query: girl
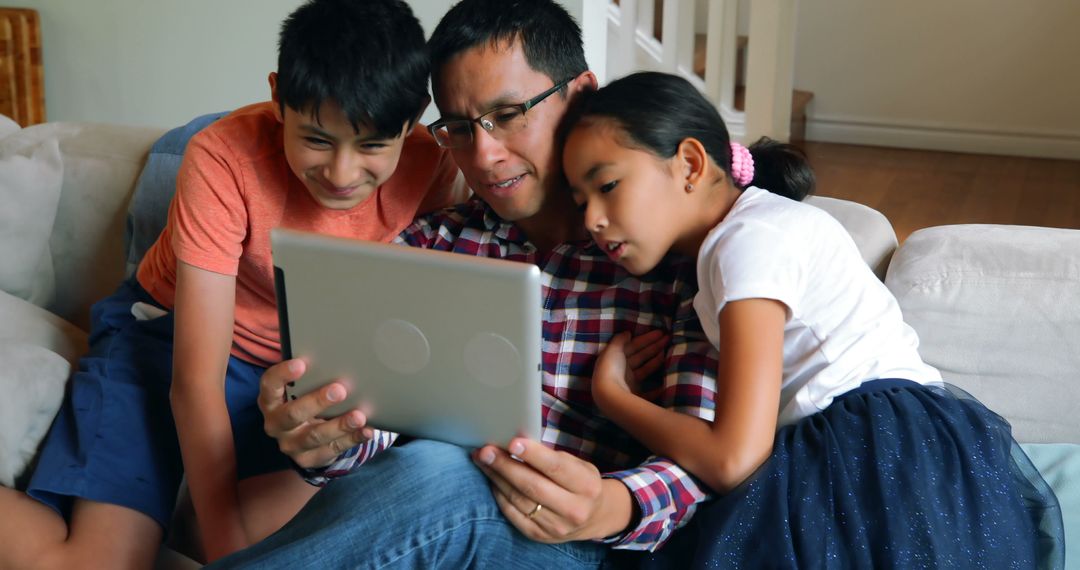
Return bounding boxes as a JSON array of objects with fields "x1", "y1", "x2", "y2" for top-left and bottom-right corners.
[{"x1": 562, "y1": 71, "x2": 1063, "y2": 568}]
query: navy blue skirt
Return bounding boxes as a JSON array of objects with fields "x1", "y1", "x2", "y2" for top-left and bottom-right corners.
[{"x1": 643, "y1": 380, "x2": 1064, "y2": 569}]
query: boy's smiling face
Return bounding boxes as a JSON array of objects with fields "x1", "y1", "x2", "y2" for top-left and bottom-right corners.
[{"x1": 272, "y1": 73, "x2": 409, "y2": 211}]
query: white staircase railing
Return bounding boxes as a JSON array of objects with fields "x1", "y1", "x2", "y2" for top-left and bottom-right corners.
[{"x1": 604, "y1": 0, "x2": 799, "y2": 143}]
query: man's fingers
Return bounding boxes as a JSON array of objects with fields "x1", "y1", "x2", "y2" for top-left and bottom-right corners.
[
  {"x1": 475, "y1": 447, "x2": 565, "y2": 534},
  {"x1": 490, "y1": 487, "x2": 558, "y2": 543},
  {"x1": 502, "y1": 439, "x2": 599, "y2": 495}
]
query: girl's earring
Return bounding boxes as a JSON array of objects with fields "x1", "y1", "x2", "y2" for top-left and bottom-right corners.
[{"x1": 685, "y1": 183, "x2": 694, "y2": 191}]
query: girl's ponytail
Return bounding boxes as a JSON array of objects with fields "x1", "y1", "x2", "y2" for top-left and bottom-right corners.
[{"x1": 746, "y1": 137, "x2": 815, "y2": 201}]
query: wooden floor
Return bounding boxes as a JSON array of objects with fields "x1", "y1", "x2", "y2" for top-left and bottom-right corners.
[{"x1": 803, "y1": 142, "x2": 1080, "y2": 243}]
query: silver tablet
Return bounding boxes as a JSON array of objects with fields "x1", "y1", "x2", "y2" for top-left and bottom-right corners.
[{"x1": 271, "y1": 228, "x2": 543, "y2": 448}]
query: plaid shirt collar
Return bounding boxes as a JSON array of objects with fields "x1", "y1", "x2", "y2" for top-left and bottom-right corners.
[{"x1": 476, "y1": 199, "x2": 609, "y2": 257}]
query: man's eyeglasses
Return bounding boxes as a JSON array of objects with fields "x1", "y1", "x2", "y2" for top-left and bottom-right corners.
[{"x1": 428, "y1": 77, "x2": 573, "y2": 149}]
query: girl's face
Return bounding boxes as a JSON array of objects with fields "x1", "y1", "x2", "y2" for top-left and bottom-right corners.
[{"x1": 563, "y1": 122, "x2": 687, "y2": 275}]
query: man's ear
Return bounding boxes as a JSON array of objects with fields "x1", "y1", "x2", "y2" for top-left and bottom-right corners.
[
  {"x1": 406, "y1": 94, "x2": 431, "y2": 136},
  {"x1": 572, "y1": 70, "x2": 599, "y2": 95},
  {"x1": 268, "y1": 72, "x2": 284, "y2": 123},
  {"x1": 677, "y1": 137, "x2": 713, "y2": 193}
]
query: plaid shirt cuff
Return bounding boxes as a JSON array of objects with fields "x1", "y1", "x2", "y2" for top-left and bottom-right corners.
[
  {"x1": 598, "y1": 457, "x2": 710, "y2": 551},
  {"x1": 299, "y1": 429, "x2": 400, "y2": 486}
]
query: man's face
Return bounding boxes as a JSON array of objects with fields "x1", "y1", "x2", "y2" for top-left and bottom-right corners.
[
  {"x1": 272, "y1": 75, "x2": 409, "y2": 211},
  {"x1": 433, "y1": 41, "x2": 576, "y2": 222}
]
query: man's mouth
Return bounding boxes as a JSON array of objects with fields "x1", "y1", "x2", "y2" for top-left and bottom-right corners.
[
  {"x1": 485, "y1": 175, "x2": 525, "y2": 196},
  {"x1": 493, "y1": 175, "x2": 522, "y2": 188}
]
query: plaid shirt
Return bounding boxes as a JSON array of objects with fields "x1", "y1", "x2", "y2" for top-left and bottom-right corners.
[{"x1": 304, "y1": 199, "x2": 718, "y2": 551}]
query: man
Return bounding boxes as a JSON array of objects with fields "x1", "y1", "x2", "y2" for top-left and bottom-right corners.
[{"x1": 211, "y1": 1, "x2": 718, "y2": 567}]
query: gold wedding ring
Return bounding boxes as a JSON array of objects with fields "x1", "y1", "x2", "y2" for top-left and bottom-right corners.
[{"x1": 527, "y1": 502, "x2": 544, "y2": 519}]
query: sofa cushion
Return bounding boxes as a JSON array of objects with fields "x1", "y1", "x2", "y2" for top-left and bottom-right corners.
[
  {"x1": 125, "y1": 111, "x2": 228, "y2": 277},
  {"x1": 0, "y1": 289, "x2": 87, "y2": 488},
  {"x1": 886, "y1": 224, "x2": 1080, "y2": 444},
  {"x1": 0, "y1": 113, "x2": 20, "y2": 138},
  {"x1": 0, "y1": 343, "x2": 70, "y2": 489},
  {"x1": 1020, "y1": 443, "x2": 1078, "y2": 569},
  {"x1": 0, "y1": 138, "x2": 63, "y2": 305},
  {"x1": 805, "y1": 195, "x2": 897, "y2": 280},
  {"x1": 0, "y1": 288, "x2": 87, "y2": 364},
  {"x1": 0, "y1": 122, "x2": 166, "y2": 330}
]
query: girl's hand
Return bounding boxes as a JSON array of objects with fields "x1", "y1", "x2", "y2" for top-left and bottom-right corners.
[{"x1": 592, "y1": 330, "x2": 668, "y2": 407}]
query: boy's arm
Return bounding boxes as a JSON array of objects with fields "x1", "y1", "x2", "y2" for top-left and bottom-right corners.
[{"x1": 172, "y1": 260, "x2": 247, "y2": 560}]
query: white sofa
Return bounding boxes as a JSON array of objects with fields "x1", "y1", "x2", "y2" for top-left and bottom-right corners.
[{"x1": 1, "y1": 120, "x2": 1076, "y2": 568}]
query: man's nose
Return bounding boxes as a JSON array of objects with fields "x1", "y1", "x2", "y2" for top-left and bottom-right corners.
[{"x1": 463, "y1": 123, "x2": 508, "y2": 170}]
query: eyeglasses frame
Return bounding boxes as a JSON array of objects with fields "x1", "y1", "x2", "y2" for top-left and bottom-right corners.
[{"x1": 427, "y1": 76, "x2": 575, "y2": 148}]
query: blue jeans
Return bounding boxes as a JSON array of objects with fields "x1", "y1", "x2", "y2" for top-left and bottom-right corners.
[{"x1": 208, "y1": 440, "x2": 612, "y2": 569}]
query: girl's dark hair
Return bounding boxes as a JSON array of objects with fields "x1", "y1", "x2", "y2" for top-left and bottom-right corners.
[
  {"x1": 277, "y1": 0, "x2": 429, "y2": 138},
  {"x1": 428, "y1": 0, "x2": 588, "y2": 94},
  {"x1": 566, "y1": 71, "x2": 814, "y2": 201}
]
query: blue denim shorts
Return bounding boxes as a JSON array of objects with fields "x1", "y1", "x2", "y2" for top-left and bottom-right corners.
[{"x1": 27, "y1": 279, "x2": 293, "y2": 529}]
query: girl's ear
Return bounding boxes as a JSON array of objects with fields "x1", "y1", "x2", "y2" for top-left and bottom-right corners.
[{"x1": 676, "y1": 137, "x2": 711, "y2": 193}]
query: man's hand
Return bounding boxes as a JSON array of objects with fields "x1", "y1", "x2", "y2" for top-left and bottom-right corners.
[
  {"x1": 592, "y1": 330, "x2": 668, "y2": 410},
  {"x1": 472, "y1": 438, "x2": 635, "y2": 543},
  {"x1": 258, "y1": 358, "x2": 371, "y2": 468}
]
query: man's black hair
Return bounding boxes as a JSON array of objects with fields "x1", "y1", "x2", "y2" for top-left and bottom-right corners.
[
  {"x1": 277, "y1": 0, "x2": 429, "y2": 137},
  {"x1": 427, "y1": 0, "x2": 588, "y2": 92}
]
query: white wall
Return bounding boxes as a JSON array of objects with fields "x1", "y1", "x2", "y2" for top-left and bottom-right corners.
[
  {"x1": 29, "y1": 0, "x2": 1074, "y2": 158},
  {"x1": 795, "y1": 0, "x2": 1080, "y2": 158},
  {"x1": 23, "y1": 0, "x2": 596, "y2": 129},
  {"x1": 26, "y1": 0, "x2": 304, "y2": 128}
]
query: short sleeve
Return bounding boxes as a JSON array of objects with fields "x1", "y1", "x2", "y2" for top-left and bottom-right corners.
[
  {"x1": 416, "y1": 147, "x2": 466, "y2": 214},
  {"x1": 169, "y1": 131, "x2": 249, "y2": 276},
  {"x1": 699, "y1": 219, "x2": 805, "y2": 320}
]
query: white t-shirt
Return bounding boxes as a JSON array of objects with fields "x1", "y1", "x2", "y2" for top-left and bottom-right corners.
[{"x1": 694, "y1": 186, "x2": 941, "y2": 427}]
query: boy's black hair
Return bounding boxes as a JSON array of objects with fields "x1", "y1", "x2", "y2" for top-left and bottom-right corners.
[
  {"x1": 277, "y1": 0, "x2": 429, "y2": 138},
  {"x1": 427, "y1": 0, "x2": 587, "y2": 94},
  {"x1": 568, "y1": 71, "x2": 815, "y2": 201}
]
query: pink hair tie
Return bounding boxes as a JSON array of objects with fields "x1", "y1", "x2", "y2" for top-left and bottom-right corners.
[{"x1": 729, "y1": 142, "x2": 755, "y2": 188}]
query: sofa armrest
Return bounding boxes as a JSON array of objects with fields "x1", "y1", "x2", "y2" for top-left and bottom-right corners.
[
  {"x1": 885, "y1": 224, "x2": 1080, "y2": 444},
  {"x1": 805, "y1": 195, "x2": 897, "y2": 280}
]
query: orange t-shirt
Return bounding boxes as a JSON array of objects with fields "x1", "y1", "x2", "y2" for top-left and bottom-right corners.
[{"x1": 137, "y1": 102, "x2": 459, "y2": 367}]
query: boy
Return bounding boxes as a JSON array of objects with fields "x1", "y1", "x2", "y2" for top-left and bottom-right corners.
[{"x1": 0, "y1": 0, "x2": 460, "y2": 566}]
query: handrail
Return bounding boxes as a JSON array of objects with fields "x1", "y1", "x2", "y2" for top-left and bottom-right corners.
[{"x1": 603, "y1": 0, "x2": 797, "y2": 143}]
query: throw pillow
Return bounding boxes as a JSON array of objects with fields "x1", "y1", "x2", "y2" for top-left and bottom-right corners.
[
  {"x1": 0, "y1": 343, "x2": 70, "y2": 488},
  {"x1": 124, "y1": 111, "x2": 228, "y2": 276},
  {"x1": 0, "y1": 138, "x2": 63, "y2": 304},
  {"x1": 0, "y1": 113, "x2": 20, "y2": 139}
]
